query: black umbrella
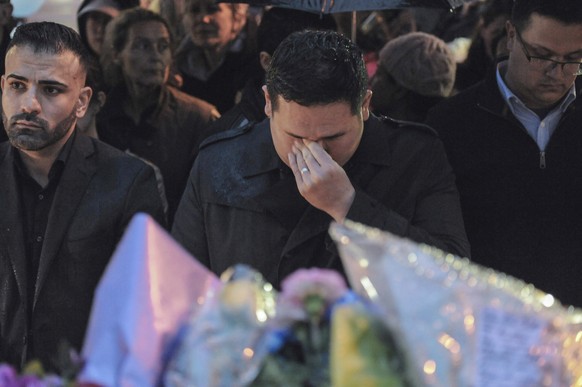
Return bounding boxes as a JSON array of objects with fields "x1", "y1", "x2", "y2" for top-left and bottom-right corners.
[
  {"x1": 218, "y1": 0, "x2": 471, "y2": 13},
  {"x1": 218, "y1": 0, "x2": 479, "y2": 41}
]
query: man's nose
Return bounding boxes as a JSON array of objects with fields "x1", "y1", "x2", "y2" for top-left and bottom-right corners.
[
  {"x1": 193, "y1": 12, "x2": 212, "y2": 23},
  {"x1": 95, "y1": 23, "x2": 104, "y2": 34},
  {"x1": 21, "y1": 90, "x2": 41, "y2": 114},
  {"x1": 201, "y1": 14, "x2": 213, "y2": 23},
  {"x1": 545, "y1": 62, "x2": 565, "y2": 78}
]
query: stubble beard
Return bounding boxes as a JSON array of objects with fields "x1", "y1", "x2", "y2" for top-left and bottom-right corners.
[{"x1": 3, "y1": 107, "x2": 77, "y2": 151}]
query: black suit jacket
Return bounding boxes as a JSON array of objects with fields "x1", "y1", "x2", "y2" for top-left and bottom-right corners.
[{"x1": 0, "y1": 133, "x2": 165, "y2": 369}]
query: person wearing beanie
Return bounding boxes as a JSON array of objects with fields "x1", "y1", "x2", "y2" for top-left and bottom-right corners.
[
  {"x1": 77, "y1": 0, "x2": 138, "y2": 57},
  {"x1": 370, "y1": 31, "x2": 456, "y2": 122}
]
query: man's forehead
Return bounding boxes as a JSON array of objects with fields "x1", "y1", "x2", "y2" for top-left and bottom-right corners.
[
  {"x1": 5, "y1": 46, "x2": 85, "y2": 81},
  {"x1": 520, "y1": 14, "x2": 582, "y2": 53},
  {"x1": 7, "y1": 44, "x2": 81, "y2": 63}
]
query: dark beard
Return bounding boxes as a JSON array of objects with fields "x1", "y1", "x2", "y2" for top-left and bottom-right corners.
[{"x1": 3, "y1": 107, "x2": 77, "y2": 151}]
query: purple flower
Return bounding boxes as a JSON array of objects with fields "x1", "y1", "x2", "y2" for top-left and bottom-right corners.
[
  {"x1": 18, "y1": 375, "x2": 47, "y2": 387},
  {"x1": 0, "y1": 364, "x2": 19, "y2": 387},
  {"x1": 0, "y1": 364, "x2": 66, "y2": 387},
  {"x1": 39, "y1": 375, "x2": 65, "y2": 387}
]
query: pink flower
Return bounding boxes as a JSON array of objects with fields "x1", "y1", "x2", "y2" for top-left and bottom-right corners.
[
  {"x1": 277, "y1": 268, "x2": 348, "y2": 323},
  {"x1": 281, "y1": 268, "x2": 348, "y2": 305}
]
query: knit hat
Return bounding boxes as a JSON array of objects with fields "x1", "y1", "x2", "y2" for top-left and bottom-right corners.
[
  {"x1": 378, "y1": 32, "x2": 456, "y2": 97},
  {"x1": 77, "y1": 0, "x2": 122, "y2": 19}
]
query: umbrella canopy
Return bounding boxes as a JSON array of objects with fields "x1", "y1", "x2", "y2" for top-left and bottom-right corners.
[
  {"x1": 217, "y1": 0, "x2": 479, "y2": 41},
  {"x1": 217, "y1": 0, "x2": 473, "y2": 13}
]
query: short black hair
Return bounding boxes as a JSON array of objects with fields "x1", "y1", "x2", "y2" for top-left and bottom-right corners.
[
  {"x1": 7, "y1": 21, "x2": 91, "y2": 75},
  {"x1": 511, "y1": 0, "x2": 582, "y2": 31},
  {"x1": 266, "y1": 30, "x2": 367, "y2": 115},
  {"x1": 257, "y1": 7, "x2": 337, "y2": 55}
]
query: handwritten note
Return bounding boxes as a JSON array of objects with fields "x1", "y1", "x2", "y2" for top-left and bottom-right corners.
[{"x1": 475, "y1": 307, "x2": 547, "y2": 387}]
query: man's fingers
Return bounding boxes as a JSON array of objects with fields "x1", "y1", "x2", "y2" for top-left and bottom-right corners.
[
  {"x1": 288, "y1": 151, "x2": 299, "y2": 173},
  {"x1": 302, "y1": 139, "x2": 332, "y2": 166},
  {"x1": 290, "y1": 145, "x2": 312, "y2": 184}
]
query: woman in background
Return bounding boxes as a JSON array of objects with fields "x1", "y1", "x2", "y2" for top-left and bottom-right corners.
[{"x1": 97, "y1": 8, "x2": 219, "y2": 226}]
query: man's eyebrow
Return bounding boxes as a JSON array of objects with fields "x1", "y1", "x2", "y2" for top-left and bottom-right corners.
[
  {"x1": 6, "y1": 74, "x2": 27, "y2": 81},
  {"x1": 530, "y1": 44, "x2": 582, "y2": 58},
  {"x1": 5, "y1": 74, "x2": 68, "y2": 88},
  {"x1": 39, "y1": 80, "x2": 68, "y2": 88},
  {"x1": 564, "y1": 49, "x2": 582, "y2": 59},
  {"x1": 321, "y1": 132, "x2": 345, "y2": 140},
  {"x1": 285, "y1": 131, "x2": 304, "y2": 139},
  {"x1": 285, "y1": 131, "x2": 345, "y2": 140}
]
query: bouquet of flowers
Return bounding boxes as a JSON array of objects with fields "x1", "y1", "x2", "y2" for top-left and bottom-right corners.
[
  {"x1": 0, "y1": 342, "x2": 83, "y2": 387},
  {"x1": 250, "y1": 268, "x2": 408, "y2": 387},
  {"x1": 76, "y1": 213, "x2": 582, "y2": 386},
  {"x1": 0, "y1": 362, "x2": 66, "y2": 387},
  {"x1": 77, "y1": 214, "x2": 411, "y2": 386},
  {"x1": 164, "y1": 265, "x2": 410, "y2": 387}
]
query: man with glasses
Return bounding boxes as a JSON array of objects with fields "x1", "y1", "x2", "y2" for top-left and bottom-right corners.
[{"x1": 426, "y1": 0, "x2": 582, "y2": 307}]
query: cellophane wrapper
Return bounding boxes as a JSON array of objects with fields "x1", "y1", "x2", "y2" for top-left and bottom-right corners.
[
  {"x1": 329, "y1": 220, "x2": 582, "y2": 387},
  {"x1": 163, "y1": 265, "x2": 277, "y2": 387}
]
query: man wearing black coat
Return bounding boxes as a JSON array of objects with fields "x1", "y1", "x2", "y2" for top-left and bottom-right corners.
[
  {"x1": 0, "y1": 22, "x2": 164, "y2": 369},
  {"x1": 172, "y1": 30, "x2": 470, "y2": 288}
]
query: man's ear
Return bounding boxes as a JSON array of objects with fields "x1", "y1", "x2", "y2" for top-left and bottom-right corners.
[
  {"x1": 361, "y1": 89, "x2": 373, "y2": 121},
  {"x1": 505, "y1": 20, "x2": 515, "y2": 52},
  {"x1": 262, "y1": 85, "x2": 272, "y2": 117},
  {"x1": 95, "y1": 90, "x2": 107, "y2": 110},
  {"x1": 76, "y1": 86, "x2": 93, "y2": 118},
  {"x1": 259, "y1": 51, "x2": 271, "y2": 71},
  {"x1": 231, "y1": 9, "x2": 248, "y2": 37}
]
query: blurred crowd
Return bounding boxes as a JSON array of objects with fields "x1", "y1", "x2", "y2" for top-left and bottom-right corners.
[{"x1": 0, "y1": 0, "x2": 516, "y2": 221}]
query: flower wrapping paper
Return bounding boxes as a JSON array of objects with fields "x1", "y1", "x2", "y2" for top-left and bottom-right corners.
[
  {"x1": 78, "y1": 213, "x2": 220, "y2": 387},
  {"x1": 164, "y1": 265, "x2": 277, "y2": 387},
  {"x1": 329, "y1": 220, "x2": 582, "y2": 387}
]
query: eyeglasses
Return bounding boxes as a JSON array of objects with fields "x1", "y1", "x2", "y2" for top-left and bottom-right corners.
[{"x1": 515, "y1": 29, "x2": 582, "y2": 76}]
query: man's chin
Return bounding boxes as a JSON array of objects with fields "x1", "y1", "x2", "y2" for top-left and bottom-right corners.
[
  {"x1": 8, "y1": 135, "x2": 46, "y2": 151},
  {"x1": 192, "y1": 36, "x2": 221, "y2": 50}
]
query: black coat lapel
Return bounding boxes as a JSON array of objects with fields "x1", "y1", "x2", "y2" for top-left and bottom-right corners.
[
  {"x1": 33, "y1": 135, "x2": 97, "y2": 307},
  {"x1": 0, "y1": 144, "x2": 28, "y2": 302}
]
